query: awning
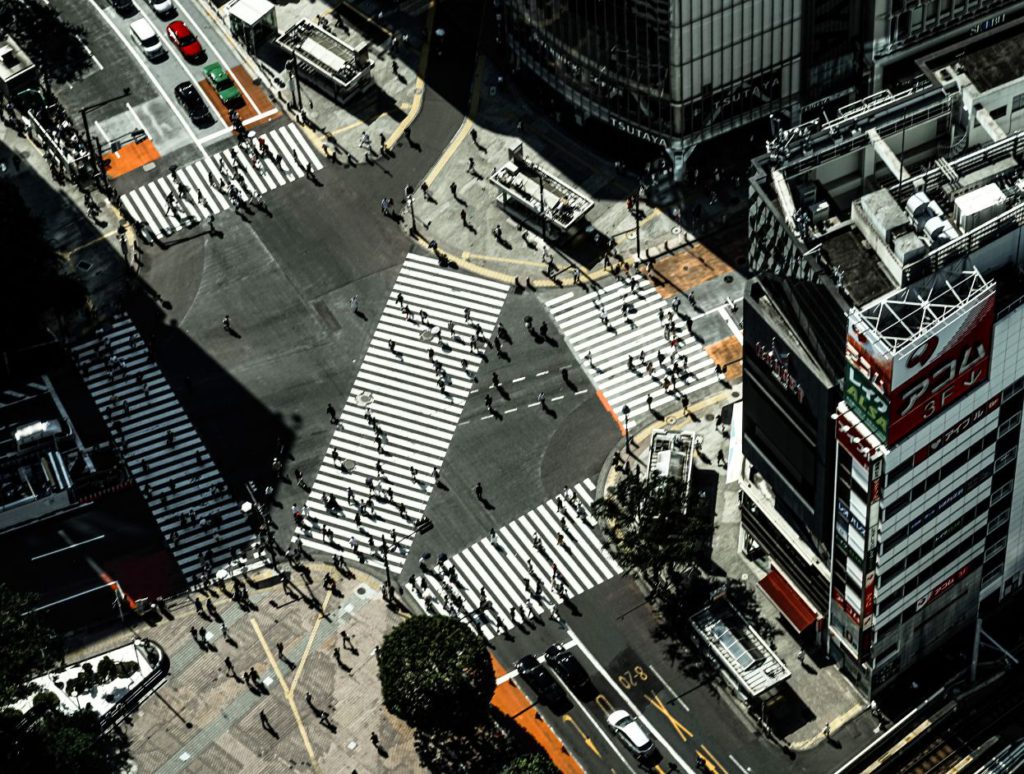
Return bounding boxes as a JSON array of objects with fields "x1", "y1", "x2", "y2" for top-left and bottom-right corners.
[{"x1": 758, "y1": 569, "x2": 817, "y2": 633}]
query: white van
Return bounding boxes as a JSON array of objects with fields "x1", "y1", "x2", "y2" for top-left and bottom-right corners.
[{"x1": 130, "y1": 19, "x2": 164, "y2": 61}]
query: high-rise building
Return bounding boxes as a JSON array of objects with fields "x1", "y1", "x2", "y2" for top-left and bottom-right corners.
[
  {"x1": 497, "y1": 1, "x2": 1024, "y2": 170},
  {"x1": 741, "y1": 20, "x2": 1024, "y2": 695}
]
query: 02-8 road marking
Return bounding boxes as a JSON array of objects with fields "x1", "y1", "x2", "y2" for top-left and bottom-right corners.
[{"x1": 568, "y1": 627, "x2": 697, "y2": 774}]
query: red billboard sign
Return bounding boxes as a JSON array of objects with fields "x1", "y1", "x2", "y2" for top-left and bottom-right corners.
[
  {"x1": 888, "y1": 294, "x2": 995, "y2": 444},
  {"x1": 915, "y1": 562, "x2": 972, "y2": 611},
  {"x1": 845, "y1": 289, "x2": 995, "y2": 446}
]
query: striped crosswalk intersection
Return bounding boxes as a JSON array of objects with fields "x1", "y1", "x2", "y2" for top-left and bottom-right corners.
[
  {"x1": 292, "y1": 253, "x2": 509, "y2": 573},
  {"x1": 121, "y1": 123, "x2": 321, "y2": 238},
  {"x1": 404, "y1": 479, "x2": 621, "y2": 640},
  {"x1": 545, "y1": 276, "x2": 719, "y2": 428},
  {"x1": 72, "y1": 316, "x2": 261, "y2": 585}
]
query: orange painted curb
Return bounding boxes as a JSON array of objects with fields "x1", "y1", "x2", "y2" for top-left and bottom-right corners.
[
  {"x1": 491, "y1": 656, "x2": 583, "y2": 774},
  {"x1": 596, "y1": 389, "x2": 626, "y2": 436}
]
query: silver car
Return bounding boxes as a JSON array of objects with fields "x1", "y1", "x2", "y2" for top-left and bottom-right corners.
[{"x1": 607, "y1": 709, "x2": 655, "y2": 760}]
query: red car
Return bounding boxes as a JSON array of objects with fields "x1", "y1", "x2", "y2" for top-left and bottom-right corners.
[{"x1": 166, "y1": 21, "x2": 203, "y2": 61}]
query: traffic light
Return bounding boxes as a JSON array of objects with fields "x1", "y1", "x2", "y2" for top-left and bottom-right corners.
[{"x1": 415, "y1": 517, "x2": 433, "y2": 534}]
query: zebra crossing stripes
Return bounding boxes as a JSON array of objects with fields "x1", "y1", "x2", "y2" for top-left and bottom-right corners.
[
  {"x1": 545, "y1": 276, "x2": 719, "y2": 428},
  {"x1": 121, "y1": 123, "x2": 321, "y2": 238},
  {"x1": 404, "y1": 480, "x2": 621, "y2": 640},
  {"x1": 72, "y1": 316, "x2": 261, "y2": 584},
  {"x1": 293, "y1": 252, "x2": 510, "y2": 572}
]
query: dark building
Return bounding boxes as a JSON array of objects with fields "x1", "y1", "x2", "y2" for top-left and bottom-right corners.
[{"x1": 497, "y1": 0, "x2": 1024, "y2": 173}]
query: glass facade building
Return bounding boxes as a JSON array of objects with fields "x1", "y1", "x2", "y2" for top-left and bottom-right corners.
[{"x1": 499, "y1": 0, "x2": 804, "y2": 151}]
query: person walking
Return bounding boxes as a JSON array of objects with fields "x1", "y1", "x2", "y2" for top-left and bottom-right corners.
[
  {"x1": 327, "y1": 403, "x2": 337, "y2": 423},
  {"x1": 222, "y1": 315, "x2": 231, "y2": 331},
  {"x1": 350, "y1": 296, "x2": 359, "y2": 314}
]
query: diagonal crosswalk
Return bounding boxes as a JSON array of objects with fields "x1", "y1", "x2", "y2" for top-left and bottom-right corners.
[
  {"x1": 292, "y1": 252, "x2": 510, "y2": 573},
  {"x1": 403, "y1": 480, "x2": 621, "y2": 640},
  {"x1": 545, "y1": 276, "x2": 719, "y2": 428},
  {"x1": 72, "y1": 316, "x2": 262, "y2": 585},
  {"x1": 120, "y1": 123, "x2": 322, "y2": 238}
]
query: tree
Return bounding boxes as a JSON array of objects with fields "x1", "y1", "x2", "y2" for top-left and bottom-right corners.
[
  {"x1": 0, "y1": 583, "x2": 130, "y2": 773},
  {"x1": 0, "y1": 584, "x2": 60, "y2": 706},
  {"x1": 592, "y1": 471, "x2": 712, "y2": 592},
  {"x1": 500, "y1": 752, "x2": 560, "y2": 773},
  {"x1": 0, "y1": 0, "x2": 91, "y2": 82},
  {"x1": 379, "y1": 615, "x2": 494, "y2": 729}
]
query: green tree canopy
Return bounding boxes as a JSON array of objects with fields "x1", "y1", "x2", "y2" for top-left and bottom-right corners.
[
  {"x1": 379, "y1": 615, "x2": 494, "y2": 729},
  {"x1": 0, "y1": 582, "x2": 130, "y2": 772},
  {"x1": 0, "y1": 583, "x2": 60, "y2": 706},
  {"x1": 592, "y1": 471, "x2": 712, "y2": 590},
  {"x1": 500, "y1": 752, "x2": 560, "y2": 774},
  {"x1": 0, "y1": 0, "x2": 92, "y2": 82}
]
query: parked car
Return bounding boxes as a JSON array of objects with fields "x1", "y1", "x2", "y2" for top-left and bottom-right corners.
[
  {"x1": 203, "y1": 61, "x2": 242, "y2": 105},
  {"x1": 515, "y1": 654, "x2": 564, "y2": 704},
  {"x1": 147, "y1": 0, "x2": 176, "y2": 18},
  {"x1": 166, "y1": 20, "x2": 203, "y2": 61},
  {"x1": 607, "y1": 709, "x2": 656, "y2": 760},
  {"x1": 111, "y1": 0, "x2": 136, "y2": 16},
  {"x1": 174, "y1": 82, "x2": 212, "y2": 126},
  {"x1": 545, "y1": 644, "x2": 591, "y2": 692}
]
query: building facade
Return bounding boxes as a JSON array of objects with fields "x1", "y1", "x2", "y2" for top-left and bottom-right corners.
[
  {"x1": 497, "y1": 0, "x2": 1024, "y2": 169},
  {"x1": 741, "y1": 27, "x2": 1024, "y2": 693}
]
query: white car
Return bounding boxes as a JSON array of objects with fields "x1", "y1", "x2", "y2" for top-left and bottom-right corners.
[
  {"x1": 147, "y1": 0, "x2": 176, "y2": 18},
  {"x1": 607, "y1": 709, "x2": 655, "y2": 760}
]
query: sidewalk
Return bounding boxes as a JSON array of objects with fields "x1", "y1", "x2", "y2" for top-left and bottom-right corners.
[
  {"x1": 65, "y1": 561, "x2": 421, "y2": 772},
  {"x1": 596, "y1": 388, "x2": 870, "y2": 754}
]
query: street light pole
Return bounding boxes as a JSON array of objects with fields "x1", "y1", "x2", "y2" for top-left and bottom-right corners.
[
  {"x1": 634, "y1": 190, "x2": 642, "y2": 263},
  {"x1": 80, "y1": 87, "x2": 130, "y2": 188}
]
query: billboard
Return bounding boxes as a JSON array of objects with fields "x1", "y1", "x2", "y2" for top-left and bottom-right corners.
[
  {"x1": 843, "y1": 364, "x2": 889, "y2": 442},
  {"x1": 887, "y1": 293, "x2": 994, "y2": 444},
  {"x1": 844, "y1": 289, "x2": 995, "y2": 445}
]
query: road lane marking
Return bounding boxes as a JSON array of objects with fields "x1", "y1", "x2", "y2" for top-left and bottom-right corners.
[
  {"x1": 85, "y1": 0, "x2": 206, "y2": 156},
  {"x1": 700, "y1": 744, "x2": 728, "y2": 774},
  {"x1": 646, "y1": 663, "x2": 690, "y2": 712},
  {"x1": 536, "y1": 370, "x2": 549, "y2": 377},
  {"x1": 250, "y1": 618, "x2": 322, "y2": 773},
  {"x1": 569, "y1": 628, "x2": 696, "y2": 773},
  {"x1": 288, "y1": 590, "x2": 334, "y2": 694},
  {"x1": 512, "y1": 376, "x2": 526, "y2": 383},
  {"x1": 562, "y1": 715, "x2": 602, "y2": 758},
  {"x1": 31, "y1": 534, "x2": 106, "y2": 560},
  {"x1": 729, "y1": 754, "x2": 751, "y2": 772},
  {"x1": 645, "y1": 692, "x2": 694, "y2": 742}
]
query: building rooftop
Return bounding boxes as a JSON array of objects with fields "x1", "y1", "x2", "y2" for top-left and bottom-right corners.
[
  {"x1": 691, "y1": 597, "x2": 791, "y2": 697},
  {"x1": 922, "y1": 17, "x2": 1024, "y2": 93},
  {"x1": 818, "y1": 229, "x2": 897, "y2": 308}
]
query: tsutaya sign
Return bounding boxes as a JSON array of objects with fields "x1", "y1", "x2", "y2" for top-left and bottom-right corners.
[
  {"x1": 608, "y1": 116, "x2": 670, "y2": 147},
  {"x1": 844, "y1": 279, "x2": 996, "y2": 445}
]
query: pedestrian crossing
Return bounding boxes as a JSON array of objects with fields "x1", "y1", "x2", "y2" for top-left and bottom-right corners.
[
  {"x1": 120, "y1": 123, "x2": 322, "y2": 238},
  {"x1": 292, "y1": 252, "x2": 510, "y2": 573},
  {"x1": 545, "y1": 276, "x2": 719, "y2": 428},
  {"x1": 404, "y1": 480, "x2": 621, "y2": 640},
  {"x1": 72, "y1": 316, "x2": 262, "y2": 585}
]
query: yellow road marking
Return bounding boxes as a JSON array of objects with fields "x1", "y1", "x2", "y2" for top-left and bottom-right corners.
[
  {"x1": 422, "y1": 54, "x2": 484, "y2": 186},
  {"x1": 250, "y1": 618, "x2": 322, "y2": 773},
  {"x1": 699, "y1": 744, "x2": 729, "y2": 774},
  {"x1": 645, "y1": 692, "x2": 694, "y2": 741},
  {"x1": 386, "y1": 0, "x2": 436, "y2": 149},
  {"x1": 327, "y1": 114, "x2": 382, "y2": 139},
  {"x1": 460, "y1": 250, "x2": 547, "y2": 268},
  {"x1": 563, "y1": 715, "x2": 601, "y2": 757},
  {"x1": 289, "y1": 590, "x2": 333, "y2": 693},
  {"x1": 60, "y1": 229, "x2": 119, "y2": 258}
]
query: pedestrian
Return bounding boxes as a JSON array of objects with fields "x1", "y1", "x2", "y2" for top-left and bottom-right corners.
[
  {"x1": 537, "y1": 392, "x2": 545, "y2": 405},
  {"x1": 468, "y1": 157, "x2": 475, "y2": 173},
  {"x1": 489, "y1": 527, "x2": 497, "y2": 542},
  {"x1": 475, "y1": 482, "x2": 484, "y2": 500},
  {"x1": 350, "y1": 296, "x2": 359, "y2": 314},
  {"x1": 460, "y1": 208, "x2": 467, "y2": 225},
  {"x1": 450, "y1": 182, "x2": 458, "y2": 196},
  {"x1": 327, "y1": 402, "x2": 337, "y2": 422},
  {"x1": 222, "y1": 314, "x2": 231, "y2": 331}
]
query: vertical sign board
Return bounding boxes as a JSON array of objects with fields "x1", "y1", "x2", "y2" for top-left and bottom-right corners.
[
  {"x1": 887, "y1": 293, "x2": 996, "y2": 445},
  {"x1": 843, "y1": 364, "x2": 889, "y2": 442}
]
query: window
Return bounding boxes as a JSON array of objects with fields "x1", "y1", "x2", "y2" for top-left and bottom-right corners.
[
  {"x1": 990, "y1": 106, "x2": 1008, "y2": 119},
  {"x1": 994, "y1": 448, "x2": 1017, "y2": 473},
  {"x1": 991, "y1": 480, "x2": 1013, "y2": 504},
  {"x1": 997, "y1": 412, "x2": 1021, "y2": 438},
  {"x1": 1014, "y1": 93, "x2": 1024, "y2": 112}
]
